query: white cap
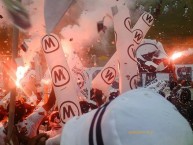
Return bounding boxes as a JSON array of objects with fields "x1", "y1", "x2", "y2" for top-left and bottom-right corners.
[{"x1": 60, "y1": 88, "x2": 193, "y2": 145}]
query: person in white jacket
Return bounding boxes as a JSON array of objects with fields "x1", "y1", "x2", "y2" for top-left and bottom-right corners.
[{"x1": 60, "y1": 88, "x2": 193, "y2": 145}]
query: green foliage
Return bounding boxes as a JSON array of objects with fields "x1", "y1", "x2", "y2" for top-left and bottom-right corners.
[{"x1": 147, "y1": 0, "x2": 193, "y2": 39}]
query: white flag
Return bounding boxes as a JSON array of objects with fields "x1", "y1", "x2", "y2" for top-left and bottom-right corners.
[
  {"x1": 92, "y1": 10, "x2": 154, "y2": 96},
  {"x1": 41, "y1": 33, "x2": 81, "y2": 124},
  {"x1": 113, "y1": 5, "x2": 133, "y2": 94},
  {"x1": 115, "y1": 10, "x2": 154, "y2": 94}
]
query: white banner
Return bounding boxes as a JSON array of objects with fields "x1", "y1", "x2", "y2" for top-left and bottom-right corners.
[
  {"x1": 115, "y1": 9, "x2": 154, "y2": 94},
  {"x1": 113, "y1": 5, "x2": 133, "y2": 94},
  {"x1": 92, "y1": 10, "x2": 154, "y2": 96},
  {"x1": 41, "y1": 33, "x2": 81, "y2": 124}
]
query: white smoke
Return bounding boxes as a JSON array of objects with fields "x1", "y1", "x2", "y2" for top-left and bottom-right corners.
[
  {"x1": 60, "y1": 0, "x2": 140, "y2": 53},
  {"x1": 60, "y1": 0, "x2": 111, "y2": 51},
  {"x1": 181, "y1": 48, "x2": 193, "y2": 56},
  {"x1": 1, "y1": 0, "x2": 143, "y2": 65}
]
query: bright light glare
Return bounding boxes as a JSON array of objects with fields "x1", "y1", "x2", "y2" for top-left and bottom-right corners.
[
  {"x1": 170, "y1": 52, "x2": 183, "y2": 60},
  {"x1": 16, "y1": 66, "x2": 29, "y2": 87}
]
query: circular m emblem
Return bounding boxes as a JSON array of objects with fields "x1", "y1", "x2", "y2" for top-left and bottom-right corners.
[
  {"x1": 42, "y1": 34, "x2": 59, "y2": 53},
  {"x1": 101, "y1": 67, "x2": 116, "y2": 85},
  {"x1": 59, "y1": 101, "x2": 80, "y2": 124},
  {"x1": 51, "y1": 65, "x2": 70, "y2": 87}
]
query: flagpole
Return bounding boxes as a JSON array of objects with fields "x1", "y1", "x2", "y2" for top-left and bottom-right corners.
[
  {"x1": 11, "y1": 27, "x2": 19, "y2": 58},
  {"x1": 7, "y1": 1, "x2": 20, "y2": 144}
]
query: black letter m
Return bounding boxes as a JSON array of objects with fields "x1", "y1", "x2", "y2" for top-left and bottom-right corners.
[
  {"x1": 54, "y1": 69, "x2": 65, "y2": 83},
  {"x1": 63, "y1": 105, "x2": 75, "y2": 119},
  {"x1": 45, "y1": 37, "x2": 55, "y2": 50}
]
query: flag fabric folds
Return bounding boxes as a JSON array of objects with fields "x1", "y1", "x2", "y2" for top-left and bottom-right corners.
[{"x1": 44, "y1": 0, "x2": 75, "y2": 34}]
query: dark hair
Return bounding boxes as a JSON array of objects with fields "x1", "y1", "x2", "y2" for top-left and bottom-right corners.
[
  {"x1": 158, "y1": 90, "x2": 165, "y2": 97},
  {"x1": 91, "y1": 89, "x2": 103, "y2": 106},
  {"x1": 109, "y1": 91, "x2": 119, "y2": 101},
  {"x1": 169, "y1": 81, "x2": 178, "y2": 91},
  {"x1": 179, "y1": 88, "x2": 191, "y2": 104},
  {"x1": 79, "y1": 101, "x2": 90, "y2": 114},
  {"x1": 49, "y1": 111, "x2": 60, "y2": 123}
]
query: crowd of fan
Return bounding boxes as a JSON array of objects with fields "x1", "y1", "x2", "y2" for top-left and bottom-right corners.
[
  {"x1": 135, "y1": 0, "x2": 190, "y2": 18},
  {"x1": 165, "y1": 80, "x2": 193, "y2": 129},
  {"x1": 0, "y1": 76, "x2": 192, "y2": 145}
]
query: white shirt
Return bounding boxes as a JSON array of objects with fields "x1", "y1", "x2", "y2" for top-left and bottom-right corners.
[
  {"x1": 46, "y1": 134, "x2": 61, "y2": 145},
  {"x1": 16, "y1": 107, "x2": 46, "y2": 138}
]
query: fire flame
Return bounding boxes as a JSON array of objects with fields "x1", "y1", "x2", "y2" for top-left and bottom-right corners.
[
  {"x1": 170, "y1": 52, "x2": 183, "y2": 60},
  {"x1": 16, "y1": 66, "x2": 29, "y2": 87}
]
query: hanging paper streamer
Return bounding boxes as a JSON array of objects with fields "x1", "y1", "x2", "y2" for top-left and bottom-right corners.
[
  {"x1": 91, "y1": 5, "x2": 128, "y2": 96},
  {"x1": 92, "y1": 8, "x2": 154, "y2": 96},
  {"x1": 113, "y1": 5, "x2": 133, "y2": 94},
  {"x1": 114, "y1": 6, "x2": 154, "y2": 94},
  {"x1": 44, "y1": 0, "x2": 75, "y2": 33},
  {"x1": 41, "y1": 33, "x2": 81, "y2": 124},
  {"x1": 92, "y1": 7, "x2": 153, "y2": 96}
]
